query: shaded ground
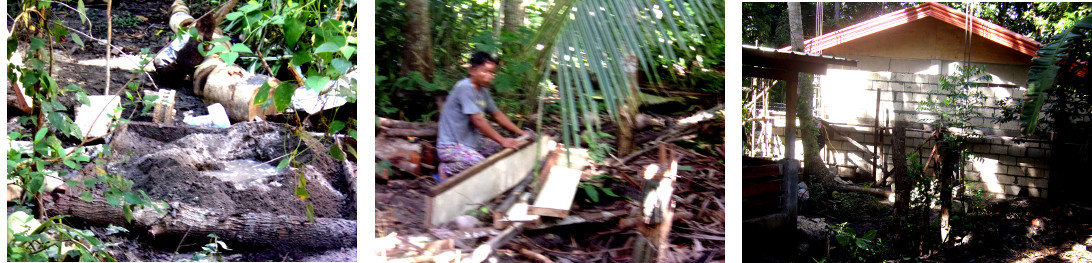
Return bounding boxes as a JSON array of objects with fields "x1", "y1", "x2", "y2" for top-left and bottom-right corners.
[{"x1": 746, "y1": 179, "x2": 1092, "y2": 262}]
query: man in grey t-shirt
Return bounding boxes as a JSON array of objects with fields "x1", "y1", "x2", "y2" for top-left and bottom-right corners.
[{"x1": 436, "y1": 52, "x2": 530, "y2": 180}]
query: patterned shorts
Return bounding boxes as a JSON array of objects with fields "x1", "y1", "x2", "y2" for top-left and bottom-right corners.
[{"x1": 437, "y1": 138, "x2": 501, "y2": 177}]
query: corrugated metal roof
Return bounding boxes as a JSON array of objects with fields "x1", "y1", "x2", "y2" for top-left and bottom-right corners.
[
  {"x1": 743, "y1": 44, "x2": 857, "y2": 65},
  {"x1": 780, "y1": 2, "x2": 1041, "y2": 57}
]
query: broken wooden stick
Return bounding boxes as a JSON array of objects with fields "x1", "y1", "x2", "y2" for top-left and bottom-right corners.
[
  {"x1": 44, "y1": 191, "x2": 355, "y2": 249},
  {"x1": 470, "y1": 222, "x2": 524, "y2": 263}
]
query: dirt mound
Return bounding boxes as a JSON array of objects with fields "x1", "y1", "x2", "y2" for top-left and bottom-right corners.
[{"x1": 106, "y1": 121, "x2": 351, "y2": 219}]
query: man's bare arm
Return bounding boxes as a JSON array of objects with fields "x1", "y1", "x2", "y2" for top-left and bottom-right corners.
[
  {"x1": 490, "y1": 110, "x2": 527, "y2": 135},
  {"x1": 471, "y1": 113, "x2": 518, "y2": 149}
]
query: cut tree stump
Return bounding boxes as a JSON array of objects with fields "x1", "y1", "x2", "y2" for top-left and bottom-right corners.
[
  {"x1": 633, "y1": 144, "x2": 679, "y2": 263},
  {"x1": 44, "y1": 191, "x2": 355, "y2": 249}
]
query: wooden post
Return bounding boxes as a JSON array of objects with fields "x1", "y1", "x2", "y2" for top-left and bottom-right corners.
[
  {"x1": 892, "y1": 121, "x2": 909, "y2": 250},
  {"x1": 873, "y1": 86, "x2": 881, "y2": 184},
  {"x1": 939, "y1": 134, "x2": 954, "y2": 245}
]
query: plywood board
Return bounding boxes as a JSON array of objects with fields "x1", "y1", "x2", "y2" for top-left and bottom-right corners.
[
  {"x1": 426, "y1": 136, "x2": 547, "y2": 227},
  {"x1": 528, "y1": 166, "x2": 582, "y2": 218}
]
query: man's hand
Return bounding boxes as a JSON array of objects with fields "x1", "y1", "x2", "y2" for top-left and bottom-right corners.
[{"x1": 498, "y1": 137, "x2": 520, "y2": 149}]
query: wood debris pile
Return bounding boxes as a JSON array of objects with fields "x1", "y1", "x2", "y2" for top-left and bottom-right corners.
[{"x1": 375, "y1": 108, "x2": 725, "y2": 262}]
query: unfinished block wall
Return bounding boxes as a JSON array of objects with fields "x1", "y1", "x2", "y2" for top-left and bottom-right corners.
[{"x1": 770, "y1": 55, "x2": 1052, "y2": 198}]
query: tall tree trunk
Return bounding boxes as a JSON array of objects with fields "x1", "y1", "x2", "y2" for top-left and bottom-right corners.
[
  {"x1": 402, "y1": 0, "x2": 435, "y2": 80},
  {"x1": 501, "y1": 0, "x2": 525, "y2": 34},
  {"x1": 788, "y1": 2, "x2": 829, "y2": 180}
]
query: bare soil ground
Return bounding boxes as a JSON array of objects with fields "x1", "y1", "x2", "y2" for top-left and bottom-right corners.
[{"x1": 9, "y1": 2, "x2": 357, "y2": 261}]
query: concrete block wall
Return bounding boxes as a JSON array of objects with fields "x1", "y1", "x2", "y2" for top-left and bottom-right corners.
[{"x1": 765, "y1": 55, "x2": 1052, "y2": 199}]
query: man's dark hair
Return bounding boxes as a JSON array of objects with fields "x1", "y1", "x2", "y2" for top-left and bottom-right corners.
[{"x1": 469, "y1": 51, "x2": 498, "y2": 68}]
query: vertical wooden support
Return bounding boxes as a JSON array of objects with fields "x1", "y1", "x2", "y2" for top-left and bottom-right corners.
[
  {"x1": 873, "y1": 86, "x2": 881, "y2": 184},
  {"x1": 892, "y1": 121, "x2": 909, "y2": 251},
  {"x1": 633, "y1": 144, "x2": 678, "y2": 263}
]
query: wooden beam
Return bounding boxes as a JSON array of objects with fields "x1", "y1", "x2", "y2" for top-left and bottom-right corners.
[
  {"x1": 426, "y1": 135, "x2": 545, "y2": 227},
  {"x1": 743, "y1": 66, "x2": 796, "y2": 80},
  {"x1": 634, "y1": 144, "x2": 678, "y2": 263}
]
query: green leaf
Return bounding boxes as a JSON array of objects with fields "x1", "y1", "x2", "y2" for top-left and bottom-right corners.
[
  {"x1": 206, "y1": 44, "x2": 227, "y2": 56},
  {"x1": 221, "y1": 52, "x2": 240, "y2": 66},
  {"x1": 314, "y1": 42, "x2": 340, "y2": 54},
  {"x1": 678, "y1": 165, "x2": 694, "y2": 171},
  {"x1": 122, "y1": 192, "x2": 142, "y2": 205},
  {"x1": 123, "y1": 206, "x2": 134, "y2": 223},
  {"x1": 63, "y1": 159, "x2": 79, "y2": 169},
  {"x1": 274, "y1": 82, "x2": 295, "y2": 112},
  {"x1": 602, "y1": 188, "x2": 619, "y2": 197},
  {"x1": 70, "y1": 32, "x2": 84, "y2": 48},
  {"x1": 863, "y1": 230, "x2": 877, "y2": 240},
  {"x1": 230, "y1": 44, "x2": 253, "y2": 54},
  {"x1": 294, "y1": 186, "x2": 310, "y2": 200},
  {"x1": 34, "y1": 128, "x2": 47, "y2": 143},
  {"x1": 855, "y1": 239, "x2": 869, "y2": 249},
  {"x1": 305, "y1": 75, "x2": 330, "y2": 92},
  {"x1": 305, "y1": 202, "x2": 315, "y2": 222},
  {"x1": 291, "y1": 50, "x2": 313, "y2": 66},
  {"x1": 329, "y1": 144, "x2": 345, "y2": 161},
  {"x1": 331, "y1": 58, "x2": 351, "y2": 75},
  {"x1": 226, "y1": 11, "x2": 244, "y2": 21},
  {"x1": 283, "y1": 17, "x2": 305, "y2": 47},
  {"x1": 339, "y1": 45, "x2": 356, "y2": 59},
  {"x1": 582, "y1": 184, "x2": 599, "y2": 202},
  {"x1": 105, "y1": 195, "x2": 121, "y2": 207},
  {"x1": 328, "y1": 121, "x2": 346, "y2": 134},
  {"x1": 276, "y1": 155, "x2": 293, "y2": 171},
  {"x1": 254, "y1": 82, "x2": 272, "y2": 105},
  {"x1": 79, "y1": 192, "x2": 94, "y2": 202}
]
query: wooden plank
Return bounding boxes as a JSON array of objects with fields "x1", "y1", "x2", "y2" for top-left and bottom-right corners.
[
  {"x1": 742, "y1": 164, "x2": 781, "y2": 179},
  {"x1": 426, "y1": 136, "x2": 546, "y2": 227},
  {"x1": 427, "y1": 134, "x2": 536, "y2": 196},
  {"x1": 527, "y1": 166, "x2": 583, "y2": 218},
  {"x1": 742, "y1": 179, "x2": 782, "y2": 198}
]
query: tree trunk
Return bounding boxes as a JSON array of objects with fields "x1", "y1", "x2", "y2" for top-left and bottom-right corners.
[
  {"x1": 617, "y1": 50, "x2": 640, "y2": 156},
  {"x1": 788, "y1": 3, "x2": 829, "y2": 180},
  {"x1": 939, "y1": 136, "x2": 955, "y2": 245},
  {"x1": 402, "y1": 0, "x2": 434, "y2": 80},
  {"x1": 892, "y1": 121, "x2": 909, "y2": 250},
  {"x1": 501, "y1": 0, "x2": 525, "y2": 34},
  {"x1": 44, "y1": 192, "x2": 356, "y2": 249}
]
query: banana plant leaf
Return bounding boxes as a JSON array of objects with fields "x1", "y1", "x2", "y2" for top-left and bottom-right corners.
[{"x1": 1020, "y1": 14, "x2": 1092, "y2": 135}]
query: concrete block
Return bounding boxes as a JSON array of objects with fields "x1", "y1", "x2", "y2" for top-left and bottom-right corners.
[
  {"x1": 1008, "y1": 146, "x2": 1026, "y2": 157},
  {"x1": 1027, "y1": 167, "x2": 1049, "y2": 178},
  {"x1": 1024, "y1": 177, "x2": 1049, "y2": 188},
  {"x1": 75, "y1": 95, "x2": 122, "y2": 139},
  {"x1": 998, "y1": 155, "x2": 1016, "y2": 164},
  {"x1": 893, "y1": 72, "x2": 915, "y2": 82},
  {"x1": 990, "y1": 145, "x2": 1007, "y2": 155},
  {"x1": 972, "y1": 144, "x2": 990, "y2": 153},
  {"x1": 1003, "y1": 184, "x2": 1023, "y2": 196},
  {"x1": 996, "y1": 174, "x2": 1017, "y2": 184},
  {"x1": 965, "y1": 171, "x2": 980, "y2": 181}
]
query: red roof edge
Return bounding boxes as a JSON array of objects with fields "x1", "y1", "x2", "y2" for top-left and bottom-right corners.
[{"x1": 779, "y1": 2, "x2": 1041, "y2": 57}]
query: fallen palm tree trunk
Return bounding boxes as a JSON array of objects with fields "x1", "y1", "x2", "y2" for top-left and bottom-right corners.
[
  {"x1": 44, "y1": 191, "x2": 356, "y2": 249},
  {"x1": 377, "y1": 117, "x2": 439, "y2": 138}
]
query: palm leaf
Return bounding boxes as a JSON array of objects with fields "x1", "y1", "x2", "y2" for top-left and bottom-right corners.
[{"x1": 1020, "y1": 14, "x2": 1092, "y2": 135}]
